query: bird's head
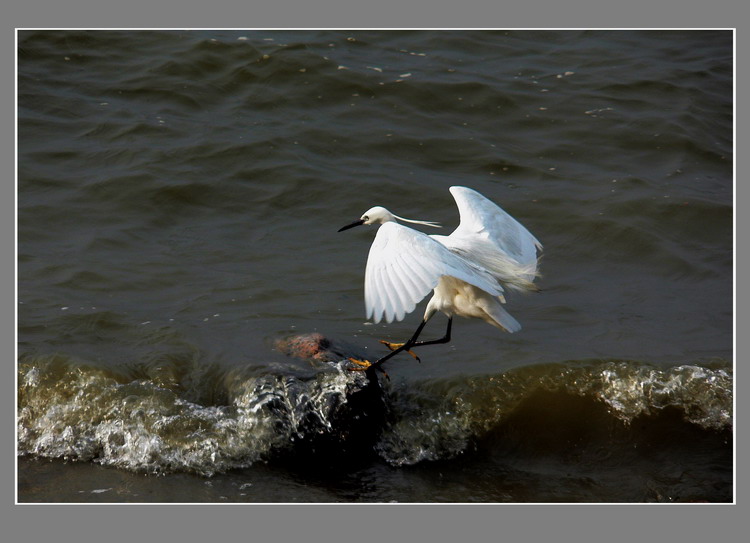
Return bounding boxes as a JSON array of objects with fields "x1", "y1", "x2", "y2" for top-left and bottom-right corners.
[
  {"x1": 338, "y1": 206, "x2": 441, "y2": 232},
  {"x1": 338, "y1": 206, "x2": 393, "y2": 231}
]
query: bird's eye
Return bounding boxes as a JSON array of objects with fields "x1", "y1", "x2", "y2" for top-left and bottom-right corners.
[{"x1": 362, "y1": 216, "x2": 369, "y2": 221}]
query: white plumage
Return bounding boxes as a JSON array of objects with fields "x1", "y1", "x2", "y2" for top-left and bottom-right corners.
[
  {"x1": 338, "y1": 185, "x2": 542, "y2": 372},
  {"x1": 363, "y1": 221, "x2": 504, "y2": 324}
]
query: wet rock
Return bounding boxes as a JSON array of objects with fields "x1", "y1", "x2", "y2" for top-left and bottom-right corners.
[{"x1": 270, "y1": 333, "x2": 386, "y2": 462}]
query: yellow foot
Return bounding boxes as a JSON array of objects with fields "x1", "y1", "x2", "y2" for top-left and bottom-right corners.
[
  {"x1": 346, "y1": 357, "x2": 389, "y2": 380},
  {"x1": 347, "y1": 357, "x2": 371, "y2": 371},
  {"x1": 379, "y1": 340, "x2": 421, "y2": 362}
]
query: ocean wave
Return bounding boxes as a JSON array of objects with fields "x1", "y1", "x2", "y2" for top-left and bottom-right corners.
[
  {"x1": 376, "y1": 359, "x2": 732, "y2": 466},
  {"x1": 17, "y1": 353, "x2": 731, "y2": 475}
]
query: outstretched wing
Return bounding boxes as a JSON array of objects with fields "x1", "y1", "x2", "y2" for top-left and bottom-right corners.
[
  {"x1": 365, "y1": 222, "x2": 503, "y2": 323},
  {"x1": 439, "y1": 186, "x2": 543, "y2": 290}
]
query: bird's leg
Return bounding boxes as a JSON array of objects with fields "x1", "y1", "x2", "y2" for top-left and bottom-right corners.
[
  {"x1": 347, "y1": 319, "x2": 430, "y2": 373},
  {"x1": 366, "y1": 319, "x2": 430, "y2": 370},
  {"x1": 379, "y1": 339, "x2": 421, "y2": 362},
  {"x1": 347, "y1": 318, "x2": 454, "y2": 375},
  {"x1": 379, "y1": 317, "x2": 452, "y2": 363},
  {"x1": 409, "y1": 316, "x2": 452, "y2": 348}
]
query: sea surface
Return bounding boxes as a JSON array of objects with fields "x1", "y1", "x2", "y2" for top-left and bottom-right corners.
[{"x1": 17, "y1": 30, "x2": 733, "y2": 503}]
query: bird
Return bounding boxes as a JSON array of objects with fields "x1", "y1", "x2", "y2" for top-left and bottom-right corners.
[{"x1": 337, "y1": 185, "x2": 543, "y2": 375}]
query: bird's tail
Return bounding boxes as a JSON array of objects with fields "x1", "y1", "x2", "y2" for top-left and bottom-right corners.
[
  {"x1": 480, "y1": 297, "x2": 522, "y2": 333},
  {"x1": 486, "y1": 254, "x2": 541, "y2": 293}
]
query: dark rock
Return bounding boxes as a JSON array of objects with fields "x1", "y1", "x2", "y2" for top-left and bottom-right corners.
[{"x1": 270, "y1": 333, "x2": 386, "y2": 463}]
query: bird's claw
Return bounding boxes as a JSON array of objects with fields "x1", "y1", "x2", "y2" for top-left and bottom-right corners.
[
  {"x1": 347, "y1": 357, "x2": 372, "y2": 370},
  {"x1": 347, "y1": 358, "x2": 390, "y2": 380},
  {"x1": 379, "y1": 340, "x2": 421, "y2": 363}
]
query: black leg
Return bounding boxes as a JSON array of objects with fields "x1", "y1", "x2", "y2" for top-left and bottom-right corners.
[
  {"x1": 411, "y1": 316, "x2": 452, "y2": 348},
  {"x1": 369, "y1": 317, "x2": 453, "y2": 372},
  {"x1": 368, "y1": 319, "x2": 429, "y2": 370}
]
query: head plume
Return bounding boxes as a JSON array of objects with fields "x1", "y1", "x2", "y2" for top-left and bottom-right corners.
[{"x1": 392, "y1": 213, "x2": 441, "y2": 228}]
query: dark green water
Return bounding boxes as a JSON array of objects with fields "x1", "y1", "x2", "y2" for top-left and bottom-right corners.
[{"x1": 18, "y1": 30, "x2": 733, "y2": 502}]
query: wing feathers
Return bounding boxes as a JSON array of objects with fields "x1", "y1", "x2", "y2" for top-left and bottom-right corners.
[
  {"x1": 378, "y1": 266, "x2": 398, "y2": 322},
  {"x1": 365, "y1": 222, "x2": 504, "y2": 323},
  {"x1": 390, "y1": 258, "x2": 415, "y2": 313},
  {"x1": 446, "y1": 186, "x2": 542, "y2": 288},
  {"x1": 359, "y1": 188, "x2": 541, "y2": 325},
  {"x1": 387, "y1": 259, "x2": 411, "y2": 322}
]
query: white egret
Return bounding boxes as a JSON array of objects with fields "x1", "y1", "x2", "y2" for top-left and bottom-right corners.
[{"x1": 338, "y1": 186, "x2": 542, "y2": 374}]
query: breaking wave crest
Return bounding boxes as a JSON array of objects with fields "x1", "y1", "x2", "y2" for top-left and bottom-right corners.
[
  {"x1": 18, "y1": 354, "x2": 731, "y2": 475},
  {"x1": 18, "y1": 354, "x2": 374, "y2": 476},
  {"x1": 375, "y1": 360, "x2": 732, "y2": 466}
]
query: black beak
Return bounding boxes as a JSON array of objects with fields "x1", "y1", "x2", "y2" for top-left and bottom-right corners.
[{"x1": 338, "y1": 219, "x2": 365, "y2": 232}]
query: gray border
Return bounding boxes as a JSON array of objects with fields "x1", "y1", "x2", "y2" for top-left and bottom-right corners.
[
  {"x1": 5, "y1": 2, "x2": 742, "y2": 543},
  {"x1": 1, "y1": 0, "x2": 747, "y2": 28}
]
